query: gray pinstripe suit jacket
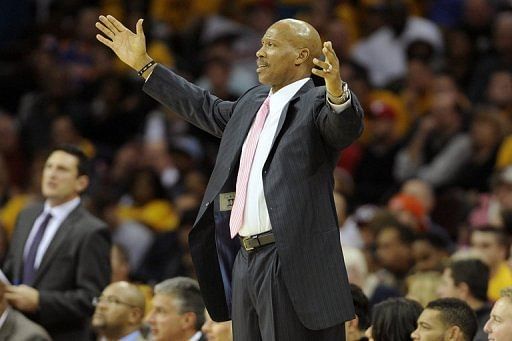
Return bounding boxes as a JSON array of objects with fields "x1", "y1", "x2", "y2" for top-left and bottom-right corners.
[{"x1": 144, "y1": 64, "x2": 363, "y2": 330}]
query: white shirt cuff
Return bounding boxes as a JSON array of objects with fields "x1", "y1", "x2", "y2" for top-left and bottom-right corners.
[{"x1": 326, "y1": 92, "x2": 352, "y2": 113}]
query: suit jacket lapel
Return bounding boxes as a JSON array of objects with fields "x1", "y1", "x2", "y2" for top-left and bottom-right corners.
[
  {"x1": 32, "y1": 205, "x2": 82, "y2": 286},
  {"x1": 13, "y1": 206, "x2": 43, "y2": 283},
  {"x1": 229, "y1": 89, "x2": 270, "y2": 169},
  {"x1": 270, "y1": 79, "x2": 315, "y2": 152}
]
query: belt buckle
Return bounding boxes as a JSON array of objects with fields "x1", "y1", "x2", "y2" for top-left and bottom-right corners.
[{"x1": 242, "y1": 235, "x2": 257, "y2": 251}]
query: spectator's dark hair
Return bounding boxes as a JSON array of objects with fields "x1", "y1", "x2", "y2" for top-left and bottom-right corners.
[
  {"x1": 379, "y1": 222, "x2": 417, "y2": 245},
  {"x1": 155, "y1": 277, "x2": 205, "y2": 330},
  {"x1": 406, "y1": 39, "x2": 435, "y2": 64},
  {"x1": 426, "y1": 298, "x2": 478, "y2": 341},
  {"x1": 50, "y1": 144, "x2": 90, "y2": 177},
  {"x1": 370, "y1": 297, "x2": 422, "y2": 341},
  {"x1": 472, "y1": 225, "x2": 510, "y2": 250},
  {"x1": 449, "y1": 258, "x2": 489, "y2": 302},
  {"x1": 129, "y1": 167, "x2": 167, "y2": 200},
  {"x1": 350, "y1": 284, "x2": 370, "y2": 331},
  {"x1": 415, "y1": 232, "x2": 450, "y2": 252}
]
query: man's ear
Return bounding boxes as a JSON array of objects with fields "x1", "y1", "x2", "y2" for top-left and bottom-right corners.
[
  {"x1": 75, "y1": 175, "x2": 89, "y2": 193},
  {"x1": 295, "y1": 48, "x2": 310, "y2": 65},
  {"x1": 128, "y1": 307, "x2": 144, "y2": 325},
  {"x1": 181, "y1": 311, "x2": 197, "y2": 329},
  {"x1": 456, "y1": 282, "x2": 470, "y2": 300},
  {"x1": 445, "y1": 325, "x2": 462, "y2": 341}
]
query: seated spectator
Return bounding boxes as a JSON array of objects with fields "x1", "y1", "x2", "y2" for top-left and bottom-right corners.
[
  {"x1": 0, "y1": 282, "x2": 50, "y2": 340},
  {"x1": 388, "y1": 193, "x2": 427, "y2": 231},
  {"x1": 146, "y1": 277, "x2": 206, "y2": 341},
  {"x1": 470, "y1": 227, "x2": 512, "y2": 301},
  {"x1": 202, "y1": 309, "x2": 232, "y2": 341},
  {"x1": 411, "y1": 298, "x2": 478, "y2": 341},
  {"x1": 394, "y1": 93, "x2": 471, "y2": 189},
  {"x1": 365, "y1": 297, "x2": 423, "y2": 341},
  {"x1": 400, "y1": 178, "x2": 454, "y2": 245},
  {"x1": 343, "y1": 247, "x2": 369, "y2": 290},
  {"x1": 468, "y1": 166, "x2": 512, "y2": 228},
  {"x1": 374, "y1": 222, "x2": 416, "y2": 296},
  {"x1": 352, "y1": 99, "x2": 402, "y2": 205},
  {"x1": 110, "y1": 244, "x2": 153, "y2": 315},
  {"x1": 452, "y1": 110, "x2": 504, "y2": 193},
  {"x1": 484, "y1": 286, "x2": 512, "y2": 341},
  {"x1": 437, "y1": 258, "x2": 491, "y2": 341},
  {"x1": 412, "y1": 232, "x2": 450, "y2": 272},
  {"x1": 346, "y1": 284, "x2": 370, "y2": 341},
  {"x1": 117, "y1": 168, "x2": 180, "y2": 233},
  {"x1": 406, "y1": 271, "x2": 442, "y2": 307},
  {"x1": 92, "y1": 281, "x2": 146, "y2": 341}
]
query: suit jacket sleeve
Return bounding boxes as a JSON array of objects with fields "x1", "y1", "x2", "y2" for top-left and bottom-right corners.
[
  {"x1": 34, "y1": 226, "x2": 111, "y2": 326},
  {"x1": 143, "y1": 64, "x2": 239, "y2": 138},
  {"x1": 314, "y1": 89, "x2": 364, "y2": 150}
]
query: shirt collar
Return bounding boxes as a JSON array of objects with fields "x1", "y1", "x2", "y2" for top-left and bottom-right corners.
[
  {"x1": 189, "y1": 331, "x2": 203, "y2": 341},
  {"x1": 119, "y1": 329, "x2": 143, "y2": 341},
  {"x1": 43, "y1": 197, "x2": 81, "y2": 220},
  {"x1": 270, "y1": 77, "x2": 310, "y2": 99}
]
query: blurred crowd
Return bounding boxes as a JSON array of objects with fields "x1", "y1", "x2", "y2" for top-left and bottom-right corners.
[{"x1": 1, "y1": 0, "x2": 512, "y2": 340}]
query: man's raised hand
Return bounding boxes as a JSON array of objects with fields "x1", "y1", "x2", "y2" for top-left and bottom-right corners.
[
  {"x1": 95, "y1": 15, "x2": 152, "y2": 72},
  {"x1": 312, "y1": 41, "x2": 344, "y2": 98}
]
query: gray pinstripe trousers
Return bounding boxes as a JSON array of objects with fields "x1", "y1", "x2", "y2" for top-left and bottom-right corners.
[{"x1": 232, "y1": 243, "x2": 346, "y2": 340}]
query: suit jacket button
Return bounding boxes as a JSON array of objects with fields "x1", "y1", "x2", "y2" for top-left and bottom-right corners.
[{"x1": 205, "y1": 202, "x2": 209, "y2": 207}]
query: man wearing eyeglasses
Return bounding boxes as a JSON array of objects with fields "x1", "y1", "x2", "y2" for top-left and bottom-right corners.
[{"x1": 92, "y1": 281, "x2": 147, "y2": 341}]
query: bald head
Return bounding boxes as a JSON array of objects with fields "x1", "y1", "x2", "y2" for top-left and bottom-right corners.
[
  {"x1": 109, "y1": 281, "x2": 145, "y2": 311},
  {"x1": 274, "y1": 19, "x2": 322, "y2": 61},
  {"x1": 256, "y1": 19, "x2": 322, "y2": 91},
  {"x1": 92, "y1": 281, "x2": 146, "y2": 339}
]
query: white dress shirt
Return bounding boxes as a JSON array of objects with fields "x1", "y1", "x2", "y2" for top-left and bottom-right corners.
[
  {"x1": 238, "y1": 78, "x2": 351, "y2": 236},
  {"x1": 23, "y1": 197, "x2": 81, "y2": 268}
]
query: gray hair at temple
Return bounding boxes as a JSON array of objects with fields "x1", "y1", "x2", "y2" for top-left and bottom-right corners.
[{"x1": 155, "y1": 277, "x2": 206, "y2": 329}]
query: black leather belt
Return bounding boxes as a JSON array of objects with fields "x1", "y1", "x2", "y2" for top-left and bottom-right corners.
[{"x1": 239, "y1": 231, "x2": 275, "y2": 251}]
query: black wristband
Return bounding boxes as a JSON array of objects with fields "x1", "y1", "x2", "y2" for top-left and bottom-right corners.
[{"x1": 137, "y1": 60, "x2": 156, "y2": 78}]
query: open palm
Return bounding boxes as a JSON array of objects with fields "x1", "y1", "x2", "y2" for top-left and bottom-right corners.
[{"x1": 95, "y1": 15, "x2": 151, "y2": 71}]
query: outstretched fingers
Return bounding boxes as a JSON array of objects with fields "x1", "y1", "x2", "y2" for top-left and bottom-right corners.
[
  {"x1": 95, "y1": 21, "x2": 115, "y2": 39},
  {"x1": 322, "y1": 42, "x2": 339, "y2": 69},
  {"x1": 96, "y1": 33, "x2": 114, "y2": 49},
  {"x1": 99, "y1": 15, "x2": 119, "y2": 36},
  {"x1": 107, "y1": 15, "x2": 128, "y2": 32}
]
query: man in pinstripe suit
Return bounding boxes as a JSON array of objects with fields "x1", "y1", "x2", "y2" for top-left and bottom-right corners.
[{"x1": 96, "y1": 14, "x2": 363, "y2": 340}]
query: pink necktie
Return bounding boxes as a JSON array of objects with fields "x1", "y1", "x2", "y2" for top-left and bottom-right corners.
[{"x1": 230, "y1": 96, "x2": 271, "y2": 238}]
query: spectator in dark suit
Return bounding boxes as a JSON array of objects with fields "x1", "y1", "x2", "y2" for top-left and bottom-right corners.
[{"x1": 2, "y1": 145, "x2": 111, "y2": 340}]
